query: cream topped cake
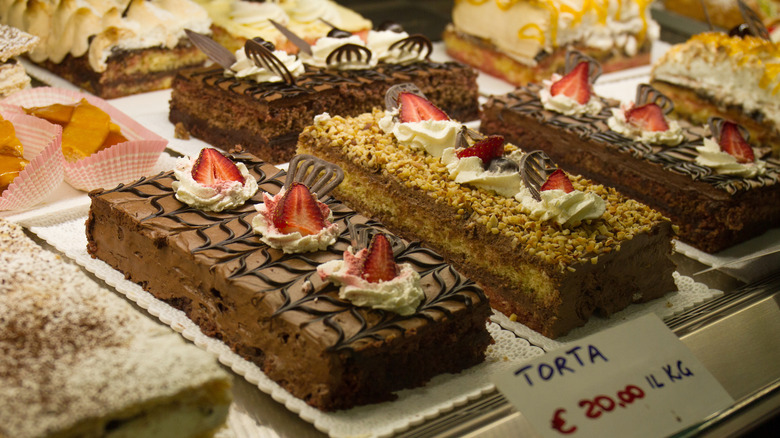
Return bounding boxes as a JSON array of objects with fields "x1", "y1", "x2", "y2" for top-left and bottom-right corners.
[
  {"x1": 651, "y1": 31, "x2": 780, "y2": 157},
  {"x1": 0, "y1": 0, "x2": 212, "y2": 98},
  {"x1": 297, "y1": 90, "x2": 677, "y2": 338},
  {"x1": 0, "y1": 219, "x2": 232, "y2": 438},
  {"x1": 443, "y1": 0, "x2": 658, "y2": 86}
]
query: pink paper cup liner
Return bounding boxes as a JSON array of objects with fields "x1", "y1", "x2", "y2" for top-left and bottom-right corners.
[
  {"x1": 2, "y1": 87, "x2": 168, "y2": 191},
  {"x1": 0, "y1": 113, "x2": 63, "y2": 211}
]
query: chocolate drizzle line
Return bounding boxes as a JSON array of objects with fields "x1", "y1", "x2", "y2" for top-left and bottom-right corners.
[
  {"x1": 100, "y1": 155, "x2": 485, "y2": 352},
  {"x1": 499, "y1": 84, "x2": 780, "y2": 195}
]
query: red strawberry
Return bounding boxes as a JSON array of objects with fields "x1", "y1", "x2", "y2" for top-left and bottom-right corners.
[
  {"x1": 718, "y1": 121, "x2": 755, "y2": 163},
  {"x1": 398, "y1": 92, "x2": 449, "y2": 123},
  {"x1": 456, "y1": 135, "x2": 505, "y2": 164},
  {"x1": 272, "y1": 183, "x2": 326, "y2": 236},
  {"x1": 191, "y1": 148, "x2": 245, "y2": 185},
  {"x1": 540, "y1": 169, "x2": 575, "y2": 193},
  {"x1": 625, "y1": 103, "x2": 669, "y2": 132},
  {"x1": 550, "y1": 62, "x2": 591, "y2": 105},
  {"x1": 361, "y1": 233, "x2": 398, "y2": 283}
]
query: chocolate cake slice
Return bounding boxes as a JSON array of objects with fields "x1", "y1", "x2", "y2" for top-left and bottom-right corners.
[
  {"x1": 480, "y1": 84, "x2": 780, "y2": 253},
  {"x1": 169, "y1": 43, "x2": 479, "y2": 164},
  {"x1": 297, "y1": 109, "x2": 677, "y2": 338},
  {"x1": 86, "y1": 154, "x2": 491, "y2": 411}
]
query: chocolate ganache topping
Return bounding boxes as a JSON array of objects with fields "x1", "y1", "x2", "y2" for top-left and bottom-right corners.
[
  {"x1": 97, "y1": 155, "x2": 486, "y2": 352},
  {"x1": 499, "y1": 84, "x2": 780, "y2": 195}
]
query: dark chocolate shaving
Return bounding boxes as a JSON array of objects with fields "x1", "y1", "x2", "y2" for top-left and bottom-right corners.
[
  {"x1": 520, "y1": 150, "x2": 557, "y2": 201},
  {"x1": 244, "y1": 38, "x2": 297, "y2": 85},
  {"x1": 564, "y1": 49, "x2": 602, "y2": 84},
  {"x1": 284, "y1": 154, "x2": 344, "y2": 200},
  {"x1": 269, "y1": 19, "x2": 313, "y2": 56},
  {"x1": 388, "y1": 34, "x2": 433, "y2": 60},
  {"x1": 635, "y1": 84, "x2": 674, "y2": 115},
  {"x1": 185, "y1": 29, "x2": 237, "y2": 71},
  {"x1": 326, "y1": 43, "x2": 372, "y2": 68},
  {"x1": 456, "y1": 125, "x2": 485, "y2": 149},
  {"x1": 738, "y1": 0, "x2": 771, "y2": 40}
]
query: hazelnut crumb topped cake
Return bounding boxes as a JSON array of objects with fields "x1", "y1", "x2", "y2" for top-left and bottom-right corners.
[
  {"x1": 0, "y1": 219, "x2": 232, "y2": 438},
  {"x1": 297, "y1": 89, "x2": 677, "y2": 338}
]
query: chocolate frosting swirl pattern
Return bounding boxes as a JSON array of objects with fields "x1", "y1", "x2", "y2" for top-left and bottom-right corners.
[
  {"x1": 97, "y1": 156, "x2": 486, "y2": 353},
  {"x1": 499, "y1": 84, "x2": 780, "y2": 195}
]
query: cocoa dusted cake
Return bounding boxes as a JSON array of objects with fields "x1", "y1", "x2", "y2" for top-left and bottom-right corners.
[
  {"x1": 479, "y1": 81, "x2": 780, "y2": 253},
  {"x1": 169, "y1": 28, "x2": 479, "y2": 163},
  {"x1": 296, "y1": 89, "x2": 677, "y2": 338},
  {"x1": 1, "y1": 219, "x2": 232, "y2": 438},
  {"x1": 86, "y1": 152, "x2": 492, "y2": 411},
  {"x1": 0, "y1": 0, "x2": 211, "y2": 98}
]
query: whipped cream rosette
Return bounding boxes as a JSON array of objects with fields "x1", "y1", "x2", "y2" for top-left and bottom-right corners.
[
  {"x1": 0, "y1": 112, "x2": 63, "y2": 211},
  {"x1": 2, "y1": 87, "x2": 167, "y2": 191}
]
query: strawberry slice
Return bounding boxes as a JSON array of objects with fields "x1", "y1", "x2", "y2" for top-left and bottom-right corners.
[
  {"x1": 272, "y1": 183, "x2": 327, "y2": 236},
  {"x1": 191, "y1": 148, "x2": 245, "y2": 185},
  {"x1": 540, "y1": 169, "x2": 575, "y2": 193},
  {"x1": 718, "y1": 121, "x2": 755, "y2": 163},
  {"x1": 550, "y1": 62, "x2": 591, "y2": 105},
  {"x1": 456, "y1": 135, "x2": 505, "y2": 164},
  {"x1": 398, "y1": 92, "x2": 449, "y2": 123},
  {"x1": 625, "y1": 103, "x2": 669, "y2": 132},
  {"x1": 361, "y1": 233, "x2": 398, "y2": 283}
]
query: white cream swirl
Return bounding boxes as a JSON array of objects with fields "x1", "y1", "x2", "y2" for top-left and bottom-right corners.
[
  {"x1": 378, "y1": 110, "x2": 460, "y2": 157},
  {"x1": 440, "y1": 148, "x2": 523, "y2": 197},
  {"x1": 252, "y1": 189, "x2": 339, "y2": 254},
  {"x1": 539, "y1": 74, "x2": 603, "y2": 116},
  {"x1": 195, "y1": 0, "x2": 288, "y2": 42},
  {"x1": 317, "y1": 247, "x2": 424, "y2": 316},
  {"x1": 607, "y1": 106, "x2": 684, "y2": 146},
  {"x1": 172, "y1": 155, "x2": 258, "y2": 212},
  {"x1": 228, "y1": 46, "x2": 304, "y2": 82},
  {"x1": 695, "y1": 138, "x2": 767, "y2": 178},
  {"x1": 515, "y1": 185, "x2": 605, "y2": 227}
]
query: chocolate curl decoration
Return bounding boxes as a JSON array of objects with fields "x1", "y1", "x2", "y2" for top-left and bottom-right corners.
[
  {"x1": 384, "y1": 83, "x2": 425, "y2": 111},
  {"x1": 708, "y1": 117, "x2": 751, "y2": 143},
  {"x1": 244, "y1": 38, "x2": 297, "y2": 85},
  {"x1": 635, "y1": 84, "x2": 675, "y2": 115},
  {"x1": 347, "y1": 222, "x2": 403, "y2": 254},
  {"x1": 284, "y1": 154, "x2": 344, "y2": 201},
  {"x1": 738, "y1": 0, "x2": 771, "y2": 40},
  {"x1": 185, "y1": 29, "x2": 237, "y2": 71},
  {"x1": 326, "y1": 43, "x2": 372, "y2": 68},
  {"x1": 520, "y1": 150, "x2": 558, "y2": 201},
  {"x1": 564, "y1": 50, "x2": 602, "y2": 84},
  {"x1": 456, "y1": 125, "x2": 485, "y2": 150},
  {"x1": 388, "y1": 34, "x2": 433, "y2": 60}
]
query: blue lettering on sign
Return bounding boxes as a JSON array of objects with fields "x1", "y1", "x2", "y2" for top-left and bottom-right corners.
[{"x1": 514, "y1": 344, "x2": 609, "y2": 387}]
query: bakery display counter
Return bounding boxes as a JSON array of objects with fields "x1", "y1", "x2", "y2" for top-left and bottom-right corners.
[{"x1": 4, "y1": 39, "x2": 780, "y2": 438}]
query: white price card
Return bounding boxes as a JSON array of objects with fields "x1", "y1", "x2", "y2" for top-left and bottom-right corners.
[{"x1": 492, "y1": 314, "x2": 734, "y2": 437}]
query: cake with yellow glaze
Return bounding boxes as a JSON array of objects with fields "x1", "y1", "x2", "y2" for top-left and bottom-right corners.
[
  {"x1": 443, "y1": 0, "x2": 658, "y2": 86},
  {"x1": 651, "y1": 32, "x2": 780, "y2": 157},
  {"x1": 0, "y1": 218, "x2": 232, "y2": 438},
  {"x1": 0, "y1": 0, "x2": 212, "y2": 98},
  {"x1": 297, "y1": 108, "x2": 677, "y2": 338}
]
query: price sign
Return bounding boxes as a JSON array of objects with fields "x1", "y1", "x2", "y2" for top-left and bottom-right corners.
[{"x1": 492, "y1": 314, "x2": 734, "y2": 437}]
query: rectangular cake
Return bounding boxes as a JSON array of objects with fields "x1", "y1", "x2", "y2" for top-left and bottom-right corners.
[
  {"x1": 297, "y1": 109, "x2": 677, "y2": 338},
  {"x1": 443, "y1": 0, "x2": 658, "y2": 86},
  {"x1": 169, "y1": 60, "x2": 479, "y2": 164},
  {"x1": 1, "y1": 219, "x2": 232, "y2": 438},
  {"x1": 479, "y1": 84, "x2": 780, "y2": 253},
  {"x1": 0, "y1": 0, "x2": 211, "y2": 98},
  {"x1": 86, "y1": 153, "x2": 492, "y2": 411}
]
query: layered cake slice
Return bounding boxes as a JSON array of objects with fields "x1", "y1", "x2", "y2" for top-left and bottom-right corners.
[
  {"x1": 1, "y1": 219, "x2": 231, "y2": 438},
  {"x1": 296, "y1": 89, "x2": 677, "y2": 338},
  {"x1": 443, "y1": 0, "x2": 658, "y2": 86},
  {"x1": 651, "y1": 31, "x2": 780, "y2": 157},
  {"x1": 479, "y1": 75, "x2": 780, "y2": 253},
  {"x1": 169, "y1": 28, "x2": 479, "y2": 163},
  {"x1": 0, "y1": 0, "x2": 211, "y2": 98},
  {"x1": 0, "y1": 24, "x2": 38, "y2": 97},
  {"x1": 86, "y1": 151, "x2": 492, "y2": 411}
]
